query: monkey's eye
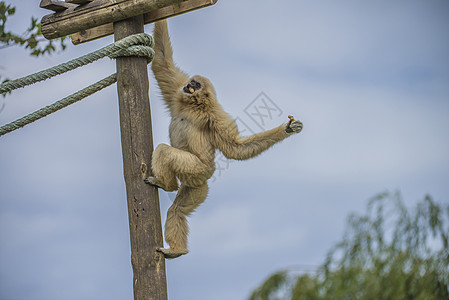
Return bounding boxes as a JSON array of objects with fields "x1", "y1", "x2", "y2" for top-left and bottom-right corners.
[{"x1": 192, "y1": 80, "x2": 201, "y2": 90}]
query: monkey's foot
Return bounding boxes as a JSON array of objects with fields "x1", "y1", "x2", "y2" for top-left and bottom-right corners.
[
  {"x1": 144, "y1": 176, "x2": 160, "y2": 186},
  {"x1": 144, "y1": 176, "x2": 178, "y2": 192},
  {"x1": 157, "y1": 247, "x2": 189, "y2": 259}
]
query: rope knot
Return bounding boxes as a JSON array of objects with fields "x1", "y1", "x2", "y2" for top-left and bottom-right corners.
[{"x1": 108, "y1": 33, "x2": 155, "y2": 62}]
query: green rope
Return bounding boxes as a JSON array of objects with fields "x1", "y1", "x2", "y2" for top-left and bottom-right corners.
[
  {"x1": 0, "y1": 74, "x2": 117, "y2": 136},
  {"x1": 0, "y1": 33, "x2": 154, "y2": 137},
  {"x1": 0, "y1": 33, "x2": 153, "y2": 94}
]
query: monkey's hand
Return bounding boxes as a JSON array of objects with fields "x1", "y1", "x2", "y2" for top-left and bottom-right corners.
[{"x1": 286, "y1": 115, "x2": 303, "y2": 133}]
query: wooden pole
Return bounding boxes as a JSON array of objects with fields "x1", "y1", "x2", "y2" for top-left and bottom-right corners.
[{"x1": 113, "y1": 15, "x2": 168, "y2": 300}]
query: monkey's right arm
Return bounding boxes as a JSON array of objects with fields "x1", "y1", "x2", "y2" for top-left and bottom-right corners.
[
  {"x1": 214, "y1": 116, "x2": 303, "y2": 161},
  {"x1": 151, "y1": 20, "x2": 189, "y2": 111}
]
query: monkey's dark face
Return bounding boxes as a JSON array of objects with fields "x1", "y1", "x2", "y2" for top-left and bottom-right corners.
[
  {"x1": 183, "y1": 80, "x2": 202, "y2": 94},
  {"x1": 180, "y1": 75, "x2": 217, "y2": 109}
]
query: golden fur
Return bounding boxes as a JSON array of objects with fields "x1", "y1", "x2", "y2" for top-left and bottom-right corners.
[{"x1": 146, "y1": 20, "x2": 303, "y2": 258}]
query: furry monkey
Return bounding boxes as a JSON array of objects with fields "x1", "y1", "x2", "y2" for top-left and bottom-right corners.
[{"x1": 146, "y1": 20, "x2": 303, "y2": 258}]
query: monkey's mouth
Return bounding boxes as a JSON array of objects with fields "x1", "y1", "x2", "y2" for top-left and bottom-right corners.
[
  {"x1": 183, "y1": 86, "x2": 195, "y2": 94},
  {"x1": 183, "y1": 80, "x2": 202, "y2": 94}
]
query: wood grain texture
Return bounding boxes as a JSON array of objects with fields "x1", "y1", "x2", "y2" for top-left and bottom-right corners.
[
  {"x1": 65, "y1": 0, "x2": 92, "y2": 4},
  {"x1": 41, "y1": 0, "x2": 185, "y2": 39},
  {"x1": 71, "y1": 0, "x2": 218, "y2": 44},
  {"x1": 114, "y1": 15, "x2": 168, "y2": 300},
  {"x1": 40, "y1": 0, "x2": 74, "y2": 12}
]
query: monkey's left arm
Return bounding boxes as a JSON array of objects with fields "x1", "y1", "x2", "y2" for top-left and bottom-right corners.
[
  {"x1": 215, "y1": 117, "x2": 303, "y2": 160},
  {"x1": 152, "y1": 20, "x2": 189, "y2": 111}
]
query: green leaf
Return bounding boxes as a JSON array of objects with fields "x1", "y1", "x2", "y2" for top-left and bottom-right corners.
[{"x1": 0, "y1": 1, "x2": 68, "y2": 58}]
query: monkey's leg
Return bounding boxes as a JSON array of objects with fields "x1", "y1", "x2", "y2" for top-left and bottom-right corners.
[
  {"x1": 159, "y1": 183, "x2": 208, "y2": 259},
  {"x1": 146, "y1": 144, "x2": 212, "y2": 190},
  {"x1": 145, "y1": 144, "x2": 179, "y2": 191}
]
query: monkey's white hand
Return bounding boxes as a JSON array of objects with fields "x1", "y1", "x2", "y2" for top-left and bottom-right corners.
[{"x1": 285, "y1": 115, "x2": 303, "y2": 133}]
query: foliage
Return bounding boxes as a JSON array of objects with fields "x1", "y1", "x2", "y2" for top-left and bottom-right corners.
[
  {"x1": 1, "y1": 1, "x2": 68, "y2": 98},
  {"x1": 249, "y1": 272, "x2": 289, "y2": 300},
  {"x1": 0, "y1": 1, "x2": 68, "y2": 56},
  {"x1": 249, "y1": 192, "x2": 449, "y2": 300}
]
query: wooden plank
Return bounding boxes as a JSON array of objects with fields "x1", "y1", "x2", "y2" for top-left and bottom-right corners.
[
  {"x1": 71, "y1": 0, "x2": 218, "y2": 45},
  {"x1": 65, "y1": 0, "x2": 93, "y2": 4},
  {"x1": 114, "y1": 15, "x2": 168, "y2": 300},
  {"x1": 39, "y1": 0, "x2": 74, "y2": 12},
  {"x1": 41, "y1": 0, "x2": 186, "y2": 40},
  {"x1": 72, "y1": 25, "x2": 112, "y2": 45}
]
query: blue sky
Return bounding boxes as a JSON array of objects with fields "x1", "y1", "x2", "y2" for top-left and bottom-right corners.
[{"x1": 1, "y1": 0, "x2": 448, "y2": 299}]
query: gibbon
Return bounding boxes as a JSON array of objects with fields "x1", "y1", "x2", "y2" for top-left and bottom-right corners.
[{"x1": 146, "y1": 20, "x2": 303, "y2": 258}]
